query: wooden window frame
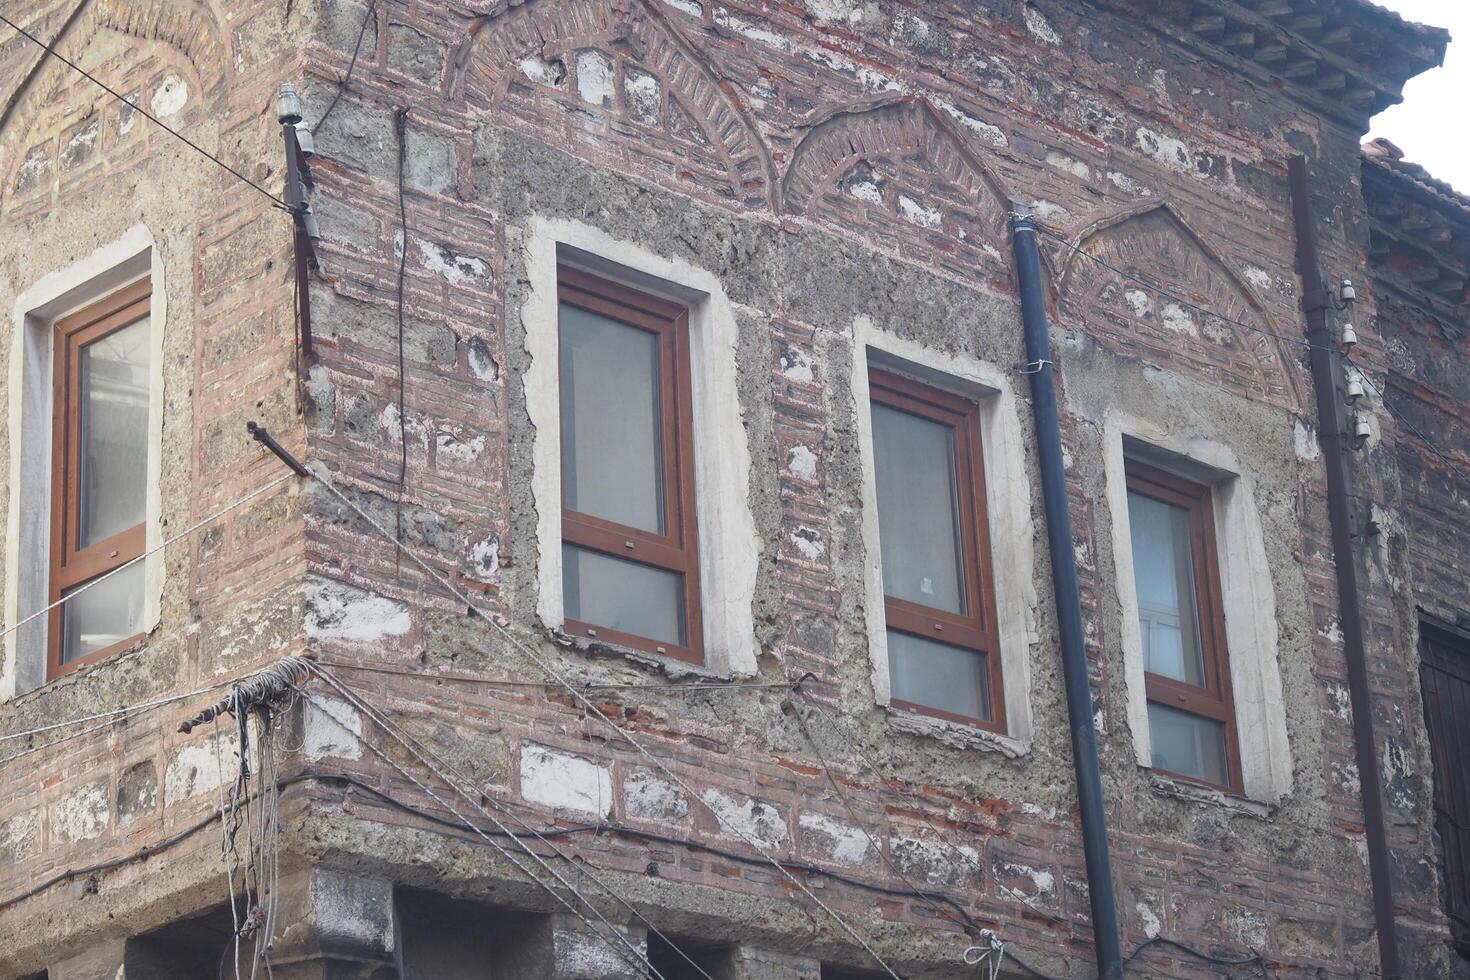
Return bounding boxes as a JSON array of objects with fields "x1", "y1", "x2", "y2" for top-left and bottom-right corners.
[
  {"x1": 47, "y1": 277, "x2": 152, "y2": 679},
  {"x1": 557, "y1": 266, "x2": 703, "y2": 664},
  {"x1": 1125, "y1": 460, "x2": 1244, "y2": 794},
  {"x1": 869, "y1": 368, "x2": 1006, "y2": 732}
]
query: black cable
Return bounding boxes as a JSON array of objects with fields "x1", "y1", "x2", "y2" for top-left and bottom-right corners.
[
  {"x1": 312, "y1": 0, "x2": 378, "y2": 136},
  {"x1": 0, "y1": 10, "x2": 289, "y2": 211},
  {"x1": 392, "y1": 107, "x2": 410, "y2": 557}
]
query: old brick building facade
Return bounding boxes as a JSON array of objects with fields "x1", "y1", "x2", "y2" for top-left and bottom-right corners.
[{"x1": 0, "y1": 0, "x2": 1466, "y2": 977}]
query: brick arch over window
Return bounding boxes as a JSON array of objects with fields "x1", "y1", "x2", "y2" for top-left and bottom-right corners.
[
  {"x1": 0, "y1": 0, "x2": 229, "y2": 210},
  {"x1": 1056, "y1": 203, "x2": 1305, "y2": 412},
  {"x1": 457, "y1": 0, "x2": 777, "y2": 211},
  {"x1": 781, "y1": 95, "x2": 1012, "y2": 282}
]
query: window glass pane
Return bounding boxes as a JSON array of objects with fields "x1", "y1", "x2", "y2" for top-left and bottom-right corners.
[
  {"x1": 888, "y1": 630, "x2": 990, "y2": 721},
  {"x1": 79, "y1": 316, "x2": 150, "y2": 547},
  {"x1": 563, "y1": 544, "x2": 685, "y2": 646},
  {"x1": 559, "y1": 302, "x2": 665, "y2": 534},
  {"x1": 61, "y1": 561, "x2": 145, "y2": 663},
  {"x1": 1127, "y1": 490, "x2": 1206, "y2": 687},
  {"x1": 871, "y1": 402, "x2": 966, "y2": 614},
  {"x1": 1147, "y1": 701, "x2": 1229, "y2": 786}
]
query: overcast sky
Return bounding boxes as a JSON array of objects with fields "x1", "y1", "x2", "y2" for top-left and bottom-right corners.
[{"x1": 1367, "y1": 0, "x2": 1468, "y2": 192}]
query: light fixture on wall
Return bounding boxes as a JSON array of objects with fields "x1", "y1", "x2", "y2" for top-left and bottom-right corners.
[{"x1": 1351, "y1": 412, "x2": 1371, "y2": 449}]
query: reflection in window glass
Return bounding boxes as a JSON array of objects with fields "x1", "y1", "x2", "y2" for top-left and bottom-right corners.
[
  {"x1": 563, "y1": 544, "x2": 685, "y2": 646},
  {"x1": 61, "y1": 562, "x2": 144, "y2": 663},
  {"x1": 79, "y1": 316, "x2": 150, "y2": 547},
  {"x1": 1127, "y1": 490, "x2": 1206, "y2": 687},
  {"x1": 1147, "y1": 701, "x2": 1228, "y2": 786},
  {"x1": 560, "y1": 303, "x2": 665, "y2": 534},
  {"x1": 888, "y1": 630, "x2": 990, "y2": 721},
  {"x1": 871, "y1": 403, "x2": 966, "y2": 614}
]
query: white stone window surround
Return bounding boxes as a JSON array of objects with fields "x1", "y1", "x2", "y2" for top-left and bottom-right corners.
[
  {"x1": 4, "y1": 225, "x2": 166, "y2": 698},
  {"x1": 520, "y1": 217, "x2": 759, "y2": 676},
  {"x1": 1103, "y1": 417, "x2": 1293, "y2": 804},
  {"x1": 850, "y1": 317, "x2": 1038, "y2": 751}
]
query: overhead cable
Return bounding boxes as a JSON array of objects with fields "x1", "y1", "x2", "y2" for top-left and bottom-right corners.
[
  {"x1": 0, "y1": 472, "x2": 295, "y2": 645},
  {"x1": 0, "y1": 11, "x2": 290, "y2": 211},
  {"x1": 311, "y1": 0, "x2": 379, "y2": 136},
  {"x1": 289, "y1": 457, "x2": 905, "y2": 980},
  {"x1": 302, "y1": 666, "x2": 720, "y2": 980}
]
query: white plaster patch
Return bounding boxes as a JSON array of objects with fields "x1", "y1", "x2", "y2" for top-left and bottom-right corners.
[
  {"x1": 1323, "y1": 680, "x2": 1351, "y2": 722},
  {"x1": 1106, "y1": 170, "x2": 1151, "y2": 196},
  {"x1": 1045, "y1": 151, "x2": 1090, "y2": 179},
  {"x1": 623, "y1": 71, "x2": 661, "y2": 125},
  {"x1": 660, "y1": 0, "x2": 703, "y2": 15},
  {"x1": 799, "y1": 812, "x2": 874, "y2": 865},
  {"x1": 0, "y1": 809, "x2": 38, "y2": 861},
  {"x1": 1244, "y1": 266, "x2": 1273, "y2": 292},
  {"x1": 897, "y1": 194, "x2": 941, "y2": 229},
  {"x1": 306, "y1": 579, "x2": 412, "y2": 643},
  {"x1": 1159, "y1": 302, "x2": 1196, "y2": 334},
  {"x1": 465, "y1": 535, "x2": 500, "y2": 583},
  {"x1": 1028, "y1": 199, "x2": 1070, "y2": 222},
  {"x1": 789, "y1": 526, "x2": 824, "y2": 559},
  {"x1": 624, "y1": 769, "x2": 688, "y2": 821},
  {"x1": 700, "y1": 788, "x2": 788, "y2": 845},
  {"x1": 150, "y1": 74, "x2": 189, "y2": 117},
  {"x1": 1135, "y1": 901, "x2": 1162, "y2": 939},
  {"x1": 713, "y1": 10, "x2": 793, "y2": 50},
  {"x1": 1226, "y1": 906, "x2": 1269, "y2": 949},
  {"x1": 803, "y1": 0, "x2": 882, "y2": 26},
  {"x1": 1136, "y1": 127, "x2": 1193, "y2": 170},
  {"x1": 303, "y1": 694, "x2": 363, "y2": 761},
  {"x1": 415, "y1": 239, "x2": 488, "y2": 286},
  {"x1": 436, "y1": 431, "x2": 485, "y2": 465},
  {"x1": 1023, "y1": 3, "x2": 1061, "y2": 44},
  {"x1": 892, "y1": 836, "x2": 980, "y2": 885},
  {"x1": 1293, "y1": 418, "x2": 1321, "y2": 461},
  {"x1": 779, "y1": 346, "x2": 814, "y2": 383},
  {"x1": 575, "y1": 50, "x2": 615, "y2": 106},
  {"x1": 519, "y1": 55, "x2": 566, "y2": 87},
  {"x1": 787, "y1": 444, "x2": 818, "y2": 481},
  {"x1": 521, "y1": 743, "x2": 612, "y2": 817},
  {"x1": 1124, "y1": 288, "x2": 1151, "y2": 318},
  {"x1": 1318, "y1": 619, "x2": 1344, "y2": 645},
  {"x1": 51, "y1": 782, "x2": 108, "y2": 843},
  {"x1": 846, "y1": 174, "x2": 885, "y2": 205},
  {"x1": 936, "y1": 101, "x2": 1008, "y2": 146},
  {"x1": 166, "y1": 741, "x2": 228, "y2": 802},
  {"x1": 994, "y1": 857, "x2": 1056, "y2": 904},
  {"x1": 379, "y1": 401, "x2": 428, "y2": 447}
]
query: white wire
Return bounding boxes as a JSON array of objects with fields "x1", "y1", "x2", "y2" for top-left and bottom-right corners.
[
  {"x1": 303, "y1": 466, "x2": 905, "y2": 980},
  {"x1": 0, "y1": 472, "x2": 295, "y2": 643},
  {"x1": 308, "y1": 662, "x2": 719, "y2": 980},
  {"x1": 0, "y1": 679, "x2": 233, "y2": 743},
  {"x1": 290, "y1": 680, "x2": 666, "y2": 980}
]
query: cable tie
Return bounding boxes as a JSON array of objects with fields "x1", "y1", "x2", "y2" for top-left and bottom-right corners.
[{"x1": 1018, "y1": 359, "x2": 1053, "y2": 375}]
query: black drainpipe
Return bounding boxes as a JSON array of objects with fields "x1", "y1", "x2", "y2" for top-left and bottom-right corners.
[
  {"x1": 1010, "y1": 205, "x2": 1125, "y2": 980},
  {"x1": 1287, "y1": 156, "x2": 1401, "y2": 977}
]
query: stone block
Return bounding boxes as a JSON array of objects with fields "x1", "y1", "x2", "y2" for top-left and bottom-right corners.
[{"x1": 495, "y1": 913, "x2": 648, "y2": 980}]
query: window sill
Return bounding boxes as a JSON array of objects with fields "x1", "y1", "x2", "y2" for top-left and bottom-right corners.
[
  {"x1": 1144, "y1": 769, "x2": 1276, "y2": 819},
  {"x1": 548, "y1": 626, "x2": 748, "y2": 683},
  {"x1": 882, "y1": 702, "x2": 1030, "y2": 759}
]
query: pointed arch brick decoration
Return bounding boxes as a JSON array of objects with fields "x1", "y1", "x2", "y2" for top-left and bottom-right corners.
[
  {"x1": 1, "y1": 0, "x2": 229, "y2": 209},
  {"x1": 781, "y1": 95, "x2": 1013, "y2": 281},
  {"x1": 457, "y1": 0, "x2": 777, "y2": 211},
  {"x1": 1057, "y1": 203, "x2": 1305, "y2": 412}
]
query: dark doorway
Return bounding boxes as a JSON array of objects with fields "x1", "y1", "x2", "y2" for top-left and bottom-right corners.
[{"x1": 1420, "y1": 619, "x2": 1470, "y2": 959}]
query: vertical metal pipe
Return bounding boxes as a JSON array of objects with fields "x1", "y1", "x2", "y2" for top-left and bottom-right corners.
[
  {"x1": 1287, "y1": 155, "x2": 1401, "y2": 978},
  {"x1": 283, "y1": 122, "x2": 314, "y2": 358},
  {"x1": 1009, "y1": 207, "x2": 1125, "y2": 980}
]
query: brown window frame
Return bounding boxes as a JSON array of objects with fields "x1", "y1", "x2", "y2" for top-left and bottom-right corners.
[
  {"x1": 47, "y1": 277, "x2": 152, "y2": 680},
  {"x1": 869, "y1": 368, "x2": 1007, "y2": 732},
  {"x1": 1125, "y1": 459, "x2": 1244, "y2": 794},
  {"x1": 557, "y1": 266, "x2": 703, "y2": 664}
]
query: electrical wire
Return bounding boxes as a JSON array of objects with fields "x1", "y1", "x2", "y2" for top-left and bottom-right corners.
[
  {"x1": 297, "y1": 464, "x2": 906, "y2": 979},
  {"x1": 286, "y1": 680, "x2": 672, "y2": 980},
  {"x1": 300, "y1": 667, "x2": 720, "y2": 980},
  {"x1": 311, "y1": 0, "x2": 378, "y2": 136},
  {"x1": 315, "y1": 657, "x2": 793, "y2": 693},
  {"x1": 392, "y1": 107, "x2": 410, "y2": 559},
  {"x1": 0, "y1": 11, "x2": 289, "y2": 211},
  {"x1": 0, "y1": 680, "x2": 234, "y2": 744},
  {"x1": 0, "y1": 473, "x2": 295, "y2": 645}
]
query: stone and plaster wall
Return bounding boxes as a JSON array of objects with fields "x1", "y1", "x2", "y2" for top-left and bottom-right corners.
[{"x1": 0, "y1": 0, "x2": 1464, "y2": 978}]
